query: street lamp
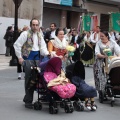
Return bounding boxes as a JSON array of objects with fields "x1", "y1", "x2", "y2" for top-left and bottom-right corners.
[{"x1": 10, "y1": 0, "x2": 23, "y2": 66}]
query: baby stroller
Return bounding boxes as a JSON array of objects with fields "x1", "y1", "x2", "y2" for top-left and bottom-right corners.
[
  {"x1": 66, "y1": 61, "x2": 97, "y2": 111},
  {"x1": 33, "y1": 57, "x2": 76, "y2": 114},
  {"x1": 94, "y1": 57, "x2": 120, "y2": 107}
]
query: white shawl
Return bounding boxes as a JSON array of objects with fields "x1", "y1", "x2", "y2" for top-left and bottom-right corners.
[{"x1": 51, "y1": 36, "x2": 68, "y2": 49}]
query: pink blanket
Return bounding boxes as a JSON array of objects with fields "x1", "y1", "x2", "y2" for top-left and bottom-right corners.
[{"x1": 44, "y1": 72, "x2": 76, "y2": 99}]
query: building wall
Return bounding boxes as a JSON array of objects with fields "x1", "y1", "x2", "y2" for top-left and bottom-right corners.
[
  {"x1": 43, "y1": 8, "x2": 61, "y2": 29},
  {"x1": 70, "y1": 12, "x2": 81, "y2": 29},
  {"x1": 85, "y1": 2, "x2": 119, "y2": 25},
  {"x1": 0, "y1": 0, "x2": 43, "y2": 54}
]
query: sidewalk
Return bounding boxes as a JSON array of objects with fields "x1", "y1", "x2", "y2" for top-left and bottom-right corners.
[{"x1": 0, "y1": 55, "x2": 14, "y2": 70}]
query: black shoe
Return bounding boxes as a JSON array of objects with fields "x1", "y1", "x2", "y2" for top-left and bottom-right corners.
[
  {"x1": 18, "y1": 77, "x2": 21, "y2": 80},
  {"x1": 25, "y1": 103, "x2": 33, "y2": 109}
]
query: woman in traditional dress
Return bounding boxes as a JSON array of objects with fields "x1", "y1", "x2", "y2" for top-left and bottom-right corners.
[
  {"x1": 93, "y1": 31, "x2": 120, "y2": 93},
  {"x1": 48, "y1": 28, "x2": 68, "y2": 70},
  {"x1": 81, "y1": 31, "x2": 94, "y2": 67}
]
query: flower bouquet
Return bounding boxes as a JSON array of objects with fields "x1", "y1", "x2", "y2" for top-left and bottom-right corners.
[
  {"x1": 103, "y1": 48, "x2": 113, "y2": 64},
  {"x1": 65, "y1": 45, "x2": 76, "y2": 65},
  {"x1": 66, "y1": 45, "x2": 76, "y2": 57}
]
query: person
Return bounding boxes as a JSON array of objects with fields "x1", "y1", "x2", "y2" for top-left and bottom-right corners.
[
  {"x1": 81, "y1": 31, "x2": 94, "y2": 67},
  {"x1": 70, "y1": 29, "x2": 82, "y2": 62},
  {"x1": 4, "y1": 26, "x2": 14, "y2": 56},
  {"x1": 64, "y1": 29, "x2": 73, "y2": 44},
  {"x1": 70, "y1": 61, "x2": 97, "y2": 111},
  {"x1": 14, "y1": 18, "x2": 49, "y2": 109},
  {"x1": 48, "y1": 28, "x2": 68, "y2": 70},
  {"x1": 90, "y1": 26, "x2": 101, "y2": 49},
  {"x1": 94, "y1": 31, "x2": 120, "y2": 92},
  {"x1": 17, "y1": 26, "x2": 29, "y2": 80},
  {"x1": 44, "y1": 23, "x2": 57, "y2": 45}
]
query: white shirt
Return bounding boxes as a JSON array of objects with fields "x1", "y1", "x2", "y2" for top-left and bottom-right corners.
[
  {"x1": 75, "y1": 35, "x2": 78, "y2": 43},
  {"x1": 90, "y1": 32, "x2": 100, "y2": 43},
  {"x1": 50, "y1": 30, "x2": 56, "y2": 39},
  {"x1": 14, "y1": 31, "x2": 49, "y2": 59},
  {"x1": 32, "y1": 33, "x2": 39, "y2": 51}
]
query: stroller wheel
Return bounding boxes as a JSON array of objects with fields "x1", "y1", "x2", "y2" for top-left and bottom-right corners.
[
  {"x1": 79, "y1": 105, "x2": 84, "y2": 111},
  {"x1": 69, "y1": 106, "x2": 74, "y2": 113},
  {"x1": 34, "y1": 101, "x2": 42, "y2": 110},
  {"x1": 64, "y1": 105, "x2": 74, "y2": 113},
  {"x1": 49, "y1": 106, "x2": 58, "y2": 114},
  {"x1": 111, "y1": 101, "x2": 114, "y2": 107},
  {"x1": 73, "y1": 101, "x2": 84, "y2": 111},
  {"x1": 64, "y1": 105, "x2": 69, "y2": 113},
  {"x1": 60, "y1": 102, "x2": 65, "y2": 108},
  {"x1": 73, "y1": 102, "x2": 77, "y2": 110},
  {"x1": 99, "y1": 91, "x2": 104, "y2": 103}
]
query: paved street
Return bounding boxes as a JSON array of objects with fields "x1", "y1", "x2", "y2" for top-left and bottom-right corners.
[{"x1": 0, "y1": 55, "x2": 120, "y2": 120}]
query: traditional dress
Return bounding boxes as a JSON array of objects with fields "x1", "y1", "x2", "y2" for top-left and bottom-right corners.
[
  {"x1": 48, "y1": 36, "x2": 68, "y2": 70},
  {"x1": 81, "y1": 34, "x2": 94, "y2": 66},
  {"x1": 93, "y1": 40, "x2": 120, "y2": 91}
]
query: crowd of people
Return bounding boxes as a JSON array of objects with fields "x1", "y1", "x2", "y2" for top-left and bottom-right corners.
[{"x1": 4, "y1": 18, "x2": 120, "y2": 111}]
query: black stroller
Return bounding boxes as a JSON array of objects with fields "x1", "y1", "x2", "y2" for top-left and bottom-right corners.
[
  {"x1": 66, "y1": 61, "x2": 97, "y2": 111},
  {"x1": 29, "y1": 57, "x2": 74, "y2": 114},
  {"x1": 94, "y1": 57, "x2": 120, "y2": 107}
]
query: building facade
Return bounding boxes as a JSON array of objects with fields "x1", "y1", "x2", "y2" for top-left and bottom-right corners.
[
  {"x1": 82, "y1": 0, "x2": 120, "y2": 31},
  {"x1": 42, "y1": 0, "x2": 87, "y2": 29},
  {"x1": 0, "y1": 0, "x2": 43, "y2": 54}
]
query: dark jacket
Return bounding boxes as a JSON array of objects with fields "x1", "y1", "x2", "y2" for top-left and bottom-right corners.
[
  {"x1": 44, "y1": 31, "x2": 52, "y2": 44},
  {"x1": 4, "y1": 31, "x2": 13, "y2": 47}
]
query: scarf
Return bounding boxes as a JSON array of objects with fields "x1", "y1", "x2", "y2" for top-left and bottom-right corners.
[{"x1": 50, "y1": 36, "x2": 68, "y2": 49}]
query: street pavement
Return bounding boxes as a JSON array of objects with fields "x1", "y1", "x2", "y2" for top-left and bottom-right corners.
[{"x1": 0, "y1": 55, "x2": 120, "y2": 120}]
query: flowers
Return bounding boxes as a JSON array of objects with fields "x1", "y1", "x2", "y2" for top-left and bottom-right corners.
[
  {"x1": 66, "y1": 45, "x2": 75, "y2": 52},
  {"x1": 66, "y1": 45, "x2": 75, "y2": 57},
  {"x1": 103, "y1": 48, "x2": 112, "y2": 56}
]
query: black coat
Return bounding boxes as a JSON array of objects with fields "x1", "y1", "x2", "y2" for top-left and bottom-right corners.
[
  {"x1": 44, "y1": 31, "x2": 52, "y2": 44},
  {"x1": 4, "y1": 31, "x2": 13, "y2": 47}
]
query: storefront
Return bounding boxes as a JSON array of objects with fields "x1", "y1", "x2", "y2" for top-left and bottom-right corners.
[{"x1": 43, "y1": 0, "x2": 87, "y2": 29}]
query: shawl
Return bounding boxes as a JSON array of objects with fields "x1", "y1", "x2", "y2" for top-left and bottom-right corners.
[{"x1": 50, "y1": 36, "x2": 68, "y2": 49}]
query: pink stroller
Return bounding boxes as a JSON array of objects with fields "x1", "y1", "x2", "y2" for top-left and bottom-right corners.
[{"x1": 34, "y1": 57, "x2": 76, "y2": 114}]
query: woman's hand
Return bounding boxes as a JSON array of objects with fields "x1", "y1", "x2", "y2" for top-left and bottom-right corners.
[
  {"x1": 58, "y1": 55, "x2": 63, "y2": 59},
  {"x1": 102, "y1": 55, "x2": 108, "y2": 59}
]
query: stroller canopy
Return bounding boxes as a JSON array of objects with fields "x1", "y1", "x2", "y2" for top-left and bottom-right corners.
[
  {"x1": 40, "y1": 57, "x2": 62, "y2": 75},
  {"x1": 66, "y1": 61, "x2": 85, "y2": 80}
]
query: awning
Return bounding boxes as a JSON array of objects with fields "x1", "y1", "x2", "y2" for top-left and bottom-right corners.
[{"x1": 43, "y1": 2, "x2": 87, "y2": 13}]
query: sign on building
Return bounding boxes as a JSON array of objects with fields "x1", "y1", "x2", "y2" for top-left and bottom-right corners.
[{"x1": 44, "y1": 0, "x2": 73, "y2": 6}]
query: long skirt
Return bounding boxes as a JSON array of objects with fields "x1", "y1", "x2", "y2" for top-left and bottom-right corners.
[
  {"x1": 81, "y1": 43, "x2": 94, "y2": 65},
  {"x1": 93, "y1": 58, "x2": 107, "y2": 92}
]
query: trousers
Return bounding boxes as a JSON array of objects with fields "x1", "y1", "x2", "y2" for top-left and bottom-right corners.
[{"x1": 23, "y1": 60, "x2": 39, "y2": 103}]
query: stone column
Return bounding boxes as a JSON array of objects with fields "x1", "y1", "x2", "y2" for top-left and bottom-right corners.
[{"x1": 60, "y1": 10, "x2": 67, "y2": 28}]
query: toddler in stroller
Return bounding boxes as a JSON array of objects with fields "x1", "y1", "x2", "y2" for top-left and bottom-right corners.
[
  {"x1": 34, "y1": 57, "x2": 76, "y2": 114},
  {"x1": 66, "y1": 61, "x2": 97, "y2": 111}
]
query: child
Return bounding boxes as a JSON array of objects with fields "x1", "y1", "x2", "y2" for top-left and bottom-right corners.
[{"x1": 68, "y1": 61, "x2": 97, "y2": 111}]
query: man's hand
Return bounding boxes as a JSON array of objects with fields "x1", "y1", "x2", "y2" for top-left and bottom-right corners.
[{"x1": 19, "y1": 58, "x2": 24, "y2": 65}]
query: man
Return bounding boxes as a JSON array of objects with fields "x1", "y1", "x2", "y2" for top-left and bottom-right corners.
[
  {"x1": 14, "y1": 18, "x2": 49, "y2": 109},
  {"x1": 44, "y1": 23, "x2": 56, "y2": 45},
  {"x1": 90, "y1": 26, "x2": 101, "y2": 44},
  {"x1": 70, "y1": 29, "x2": 81, "y2": 45},
  {"x1": 70, "y1": 29, "x2": 82, "y2": 62}
]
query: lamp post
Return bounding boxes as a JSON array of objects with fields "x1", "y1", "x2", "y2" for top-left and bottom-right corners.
[{"x1": 10, "y1": 0, "x2": 23, "y2": 66}]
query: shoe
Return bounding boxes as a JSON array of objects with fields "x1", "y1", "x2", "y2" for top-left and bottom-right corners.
[
  {"x1": 18, "y1": 77, "x2": 21, "y2": 80},
  {"x1": 91, "y1": 105, "x2": 97, "y2": 111},
  {"x1": 25, "y1": 103, "x2": 33, "y2": 109},
  {"x1": 85, "y1": 101, "x2": 91, "y2": 111},
  {"x1": 85, "y1": 104, "x2": 91, "y2": 111},
  {"x1": 91, "y1": 102, "x2": 97, "y2": 111}
]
